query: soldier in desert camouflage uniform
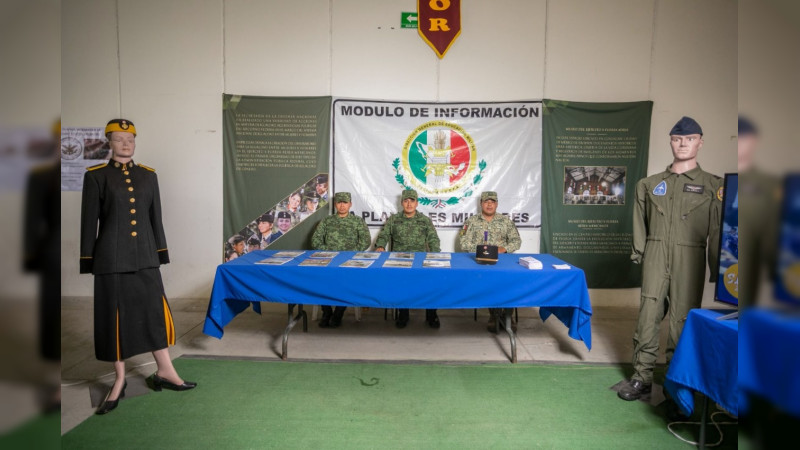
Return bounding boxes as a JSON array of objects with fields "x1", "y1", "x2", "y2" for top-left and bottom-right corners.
[
  {"x1": 311, "y1": 192, "x2": 370, "y2": 328},
  {"x1": 459, "y1": 191, "x2": 522, "y2": 332},
  {"x1": 375, "y1": 189, "x2": 442, "y2": 329}
]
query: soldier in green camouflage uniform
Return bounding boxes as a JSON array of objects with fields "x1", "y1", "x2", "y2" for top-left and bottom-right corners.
[
  {"x1": 618, "y1": 117, "x2": 722, "y2": 402},
  {"x1": 460, "y1": 191, "x2": 522, "y2": 332},
  {"x1": 311, "y1": 192, "x2": 370, "y2": 328},
  {"x1": 375, "y1": 189, "x2": 442, "y2": 328}
]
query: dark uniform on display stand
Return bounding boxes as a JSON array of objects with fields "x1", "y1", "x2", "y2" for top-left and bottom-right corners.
[
  {"x1": 80, "y1": 120, "x2": 176, "y2": 363},
  {"x1": 618, "y1": 116, "x2": 722, "y2": 403}
]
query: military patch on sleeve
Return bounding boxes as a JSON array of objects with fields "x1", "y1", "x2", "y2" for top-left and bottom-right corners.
[
  {"x1": 86, "y1": 162, "x2": 107, "y2": 171},
  {"x1": 138, "y1": 164, "x2": 156, "y2": 172},
  {"x1": 652, "y1": 181, "x2": 667, "y2": 196},
  {"x1": 716, "y1": 186, "x2": 724, "y2": 201},
  {"x1": 683, "y1": 183, "x2": 704, "y2": 194}
]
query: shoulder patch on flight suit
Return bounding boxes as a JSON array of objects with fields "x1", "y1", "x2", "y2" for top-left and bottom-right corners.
[
  {"x1": 653, "y1": 181, "x2": 667, "y2": 196},
  {"x1": 716, "y1": 186, "x2": 724, "y2": 201},
  {"x1": 86, "y1": 162, "x2": 107, "y2": 171},
  {"x1": 683, "y1": 184, "x2": 704, "y2": 194},
  {"x1": 138, "y1": 164, "x2": 156, "y2": 172}
]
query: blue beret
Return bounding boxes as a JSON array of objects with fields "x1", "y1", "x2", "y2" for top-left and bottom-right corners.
[
  {"x1": 738, "y1": 116, "x2": 758, "y2": 136},
  {"x1": 669, "y1": 116, "x2": 703, "y2": 136}
]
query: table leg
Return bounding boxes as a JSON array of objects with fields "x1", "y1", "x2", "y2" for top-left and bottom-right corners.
[
  {"x1": 699, "y1": 394, "x2": 708, "y2": 449},
  {"x1": 281, "y1": 304, "x2": 307, "y2": 361},
  {"x1": 501, "y1": 308, "x2": 517, "y2": 363}
]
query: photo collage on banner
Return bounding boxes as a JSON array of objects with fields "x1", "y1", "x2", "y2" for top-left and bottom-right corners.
[
  {"x1": 223, "y1": 173, "x2": 328, "y2": 262},
  {"x1": 222, "y1": 94, "x2": 331, "y2": 261}
]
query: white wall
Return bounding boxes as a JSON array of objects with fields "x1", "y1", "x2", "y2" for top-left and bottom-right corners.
[{"x1": 62, "y1": 0, "x2": 738, "y2": 305}]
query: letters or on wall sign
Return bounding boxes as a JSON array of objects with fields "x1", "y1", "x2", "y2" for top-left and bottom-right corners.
[{"x1": 418, "y1": 0, "x2": 461, "y2": 59}]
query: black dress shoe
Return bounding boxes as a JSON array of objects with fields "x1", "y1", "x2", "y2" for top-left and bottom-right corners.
[
  {"x1": 617, "y1": 379, "x2": 651, "y2": 401},
  {"x1": 329, "y1": 317, "x2": 342, "y2": 328},
  {"x1": 151, "y1": 373, "x2": 197, "y2": 392},
  {"x1": 96, "y1": 381, "x2": 127, "y2": 415},
  {"x1": 395, "y1": 318, "x2": 408, "y2": 328},
  {"x1": 426, "y1": 313, "x2": 440, "y2": 329},
  {"x1": 319, "y1": 317, "x2": 331, "y2": 328}
]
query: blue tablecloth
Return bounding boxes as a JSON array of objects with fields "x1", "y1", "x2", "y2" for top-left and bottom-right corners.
[
  {"x1": 203, "y1": 251, "x2": 592, "y2": 349},
  {"x1": 664, "y1": 309, "x2": 739, "y2": 417},
  {"x1": 739, "y1": 308, "x2": 800, "y2": 418}
]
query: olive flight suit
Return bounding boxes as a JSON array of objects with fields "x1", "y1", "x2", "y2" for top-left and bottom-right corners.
[{"x1": 630, "y1": 164, "x2": 722, "y2": 384}]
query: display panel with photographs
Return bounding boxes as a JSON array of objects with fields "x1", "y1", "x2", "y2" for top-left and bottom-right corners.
[{"x1": 562, "y1": 166, "x2": 626, "y2": 205}]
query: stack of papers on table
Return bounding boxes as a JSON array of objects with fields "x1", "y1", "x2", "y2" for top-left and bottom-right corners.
[
  {"x1": 383, "y1": 259, "x2": 413, "y2": 268},
  {"x1": 299, "y1": 258, "x2": 332, "y2": 267},
  {"x1": 255, "y1": 257, "x2": 293, "y2": 265},
  {"x1": 273, "y1": 251, "x2": 304, "y2": 258},
  {"x1": 310, "y1": 251, "x2": 339, "y2": 258},
  {"x1": 552, "y1": 263, "x2": 571, "y2": 270},
  {"x1": 423, "y1": 260, "x2": 451, "y2": 268},
  {"x1": 518, "y1": 257, "x2": 543, "y2": 270},
  {"x1": 340, "y1": 259, "x2": 375, "y2": 268},
  {"x1": 388, "y1": 252, "x2": 415, "y2": 260},
  {"x1": 425, "y1": 252, "x2": 451, "y2": 260},
  {"x1": 353, "y1": 252, "x2": 380, "y2": 259}
]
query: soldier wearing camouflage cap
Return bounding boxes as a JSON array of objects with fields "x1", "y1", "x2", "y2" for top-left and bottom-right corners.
[
  {"x1": 375, "y1": 189, "x2": 442, "y2": 328},
  {"x1": 311, "y1": 192, "x2": 371, "y2": 328},
  {"x1": 459, "y1": 191, "x2": 522, "y2": 332},
  {"x1": 617, "y1": 116, "x2": 722, "y2": 403}
]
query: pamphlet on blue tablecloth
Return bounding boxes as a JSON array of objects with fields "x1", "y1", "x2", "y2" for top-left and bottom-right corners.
[
  {"x1": 300, "y1": 258, "x2": 332, "y2": 267},
  {"x1": 425, "y1": 252, "x2": 451, "y2": 260},
  {"x1": 353, "y1": 252, "x2": 381, "y2": 259},
  {"x1": 310, "y1": 251, "x2": 339, "y2": 259},
  {"x1": 519, "y1": 257, "x2": 543, "y2": 270},
  {"x1": 273, "y1": 251, "x2": 305, "y2": 258},
  {"x1": 423, "y1": 260, "x2": 451, "y2": 268},
  {"x1": 383, "y1": 259, "x2": 413, "y2": 268},
  {"x1": 255, "y1": 257, "x2": 293, "y2": 265},
  {"x1": 340, "y1": 259, "x2": 375, "y2": 268},
  {"x1": 388, "y1": 252, "x2": 414, "y2": 260},
  {"x1": 553, "y1": 264, "x2": 571, "y2": 270}
]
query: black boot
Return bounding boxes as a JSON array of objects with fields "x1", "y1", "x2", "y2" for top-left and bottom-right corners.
[
  {"x1": 426, "y1": 309, "x2": 440, "y2": 328},
  {"x1": 330, "y1": 306, "x2": 346, "y2": 328},
  {"x1": 396, "y1": 309, "x2": 409, "y2": 328},
  {"x1": 319, "y1": 306, "x2": 333, "y2": 328},
  {"x1": 617, "y1": 379, "x2": 651, "y2": 401}
]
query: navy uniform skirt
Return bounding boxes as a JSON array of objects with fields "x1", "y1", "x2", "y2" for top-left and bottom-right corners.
[{"x1": 93, "y1": 267, "x2": 176, "y2": 362}]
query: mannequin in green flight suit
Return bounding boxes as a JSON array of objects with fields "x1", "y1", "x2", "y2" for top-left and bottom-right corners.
[{"x1": 618, "y1": 116, "x2": 722, "y2": 402}]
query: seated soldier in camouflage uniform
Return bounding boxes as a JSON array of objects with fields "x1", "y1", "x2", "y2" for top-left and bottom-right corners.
[
  {"x1": 311, "y1": 192, "x2": 371, "y2": 328},
  {"x1": 459, "y1": 191, "x2": 522, "y2": 333},
  {"x1": 375, "y1": 189, "x2": 442, "y2": 328}
]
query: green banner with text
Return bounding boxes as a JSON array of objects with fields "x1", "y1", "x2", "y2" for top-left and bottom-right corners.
[
  {"x1": 222, "y1": 94, "x2": 331, "y2": 261},
  {"x1": 541, "y1": 100, "x2": 652, "y2": 288}
]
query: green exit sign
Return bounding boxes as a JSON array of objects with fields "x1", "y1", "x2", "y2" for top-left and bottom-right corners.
[{"x1": 401, "y1": 12, "x2": 418, "y2": 29}]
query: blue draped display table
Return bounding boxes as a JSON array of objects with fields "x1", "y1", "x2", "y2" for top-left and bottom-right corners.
[
  {"x1": 664, "y1": 308, "x2": 738, "y2": 448},
  {"x1": 203, "y1": 250, "x2": 592, "y2": 362}
]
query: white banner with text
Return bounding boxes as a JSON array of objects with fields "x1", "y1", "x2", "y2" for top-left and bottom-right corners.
[{"x1": 333, "y1": 99, "x2": 542, "y2": 228}]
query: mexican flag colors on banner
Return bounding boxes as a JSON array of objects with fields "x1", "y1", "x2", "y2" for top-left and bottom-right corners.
[{"x1": 333, "y1": 100, "x2": 542, "y2": 231}]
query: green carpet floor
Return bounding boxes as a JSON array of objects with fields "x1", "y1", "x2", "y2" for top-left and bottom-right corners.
[{"x1": 62, "y1": 358, "x2": 737, "y2": 449}]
